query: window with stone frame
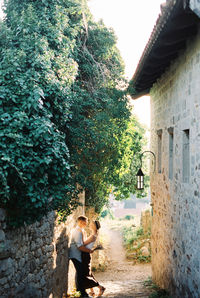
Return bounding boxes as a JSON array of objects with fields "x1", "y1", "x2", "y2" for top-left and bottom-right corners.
[
  {"x1": 182, "y1": 129, "x2": 190, "y2": 183},
  {"x1": 168, "y1": 127, "x2": 174, "y2": 180},
  {"x1": 157, "y1": 129, "x2": 162, "y2": 174}
]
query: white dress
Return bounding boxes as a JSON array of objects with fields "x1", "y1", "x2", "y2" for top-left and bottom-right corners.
[{"x1": 85, "y1": 234, "x2": 97, "y2": 249}]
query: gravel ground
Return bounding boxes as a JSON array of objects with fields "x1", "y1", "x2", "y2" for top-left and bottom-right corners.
[{"x1": 90, "y1": 226, "x2": 153, "y2": 298}]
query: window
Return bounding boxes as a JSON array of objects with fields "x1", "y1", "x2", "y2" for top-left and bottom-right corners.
[
  {"x1": 157, "y1": 129, "x2": 162, "y2": 173},
  {"x1": 168, "y1": 128, "x2": 174, "y2": 180},
  {"x1": 183, "y1": 129, "x2": 190, "y2": 183}
]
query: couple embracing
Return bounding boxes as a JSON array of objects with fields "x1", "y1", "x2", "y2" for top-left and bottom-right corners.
[{"x1": 69, "y1": 215, "x2": 106, "y2": 297}]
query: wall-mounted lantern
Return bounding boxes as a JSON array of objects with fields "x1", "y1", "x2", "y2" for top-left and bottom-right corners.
[
  {"x1": 136, "y1": 151, "x2": 156, "y2": 190},
  {"x1": 136, "y1": 168, "x2": 144, "y2": 190}
]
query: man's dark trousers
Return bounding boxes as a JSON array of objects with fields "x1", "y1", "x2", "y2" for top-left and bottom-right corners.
[{"x1": 71, "y1": 258, "x2": 88, "y2": 297}]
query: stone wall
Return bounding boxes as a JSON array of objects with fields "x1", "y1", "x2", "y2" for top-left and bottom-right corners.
[
  {"x1": 0, "y1": 191, "x2": 85, "y2": 298},
  {"x1": 140, "y1": 209, "x2": 152, "y2": 234},
  {"x1": 150, "y1": 26, "x2": 200, "y2": 297}
]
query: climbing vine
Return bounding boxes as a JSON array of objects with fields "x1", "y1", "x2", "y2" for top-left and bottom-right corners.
[
  {"x1": 0, "y1": 0, "x2": 81, "y2": 227},
  {"x1": 0, "y1": 0, "x2": 146, "y2": 226}
]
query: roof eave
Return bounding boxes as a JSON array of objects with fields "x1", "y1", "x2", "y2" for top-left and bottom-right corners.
[{"x1": 129, "y1": 0, "x2": 200, "y2": 99}]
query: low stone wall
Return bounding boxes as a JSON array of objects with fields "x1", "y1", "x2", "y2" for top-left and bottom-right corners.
[
  {"x1": 140, "y1": 209, "x2": 152, "y2": 234},
  {"x1": 0, "y1": 192, "x2": 85, "y2": 298}
]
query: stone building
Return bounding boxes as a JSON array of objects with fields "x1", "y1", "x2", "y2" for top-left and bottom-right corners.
[{"x1": 129, "y1": 0, "x2": 200, "y2": 297}]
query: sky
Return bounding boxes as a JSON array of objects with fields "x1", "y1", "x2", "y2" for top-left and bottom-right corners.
[
  {"x1": 0, "y1": 0, "x2": 164, "y2": 127},
  {"x1": 0, "y1": 0, "x2": 3, "y2": 18},
  {"x1": 88, "y1": 0, "x2": 164, "y2": 128}
]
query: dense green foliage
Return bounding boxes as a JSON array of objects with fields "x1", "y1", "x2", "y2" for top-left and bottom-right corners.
[
  {"x1": 0, "y1": 0, "x2": 81, "y2": 226},
  {"x1": 67, "y1": 6, "x2": 146, "y2": 212},
  {"x1": 0, "y1": 0, "x2": 146, "y2": 227}
]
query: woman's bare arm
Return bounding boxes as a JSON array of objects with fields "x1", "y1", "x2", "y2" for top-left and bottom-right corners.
[{"x1": 83, "y1": 234, "x2": 96, "y2": 245}]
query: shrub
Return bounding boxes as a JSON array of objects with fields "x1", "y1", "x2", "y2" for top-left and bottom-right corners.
[{"x1": 124, "y1": 215, "x2": 135, "y2": 220}]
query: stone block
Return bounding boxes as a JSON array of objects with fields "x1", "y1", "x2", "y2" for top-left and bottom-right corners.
[
  {"x1": 39, "y1": 255, "x2": 47, "y2": 265},
  {"x1": 5, "y1": 265, "x2": 14, "y2": 278},
  {"x1": 0, "y1": 209, "x2": 6, "y2": 222},
  {"x1": 40, "y1": 277, "x2": 46, "y2": 287},
  {"x1": 36, "y1": 238, "x2": 43, "y2": 247},
  {"x1": 24, "y1": 253, "x2": 29, "y2": 262},
  {"x1": 15, "y1": 284, "x2": 40, "y2": 298},
  {"x1": 47, "y1": 259, "x2": 53, "y2": 269},
  {"x1": 141, "y1": 246, "x2": 150, "y2": 256},
  {"x1": 30, "y1": 259, "x2": 37, "y2": 272},
  {"x1": 45, "y1": 244, "x2": 54, "y2": 253},
  {"x1": 19, "y1": 257, "x2": 25, "y2": 268},
  {"x1": 15, "y1": 272, "x2": 22, "y2": 283},
  {"x1": 0, "y1": 277, "x2": 7, "y2": 286},
  {"x1": 27, "y1": 273, "x2": 35, "y2": 283},
  {"x1": 0, "y1": 243, "x2": 12, "y2": 260},
  {"x1": 46, "y1": 252, "x2": 52, "y2": 258},
  {"x1": 0, "y1": 258, "x2": 13, "y2": 273},
  {"x1": 0, "y1": 230, "x2": 5, "y2": 242},
  {"x1": 31, "y1": 241, "x2": 36, "y2": 251},
  {"x1": 42, "y1": 237, "x2": 52, "y2": 246},
  {"x1": 40, "y1": 222, "x2": 50, "y2": 232},
  {"x1": 35, "y1": 248, "x2": 42, "y2": 258},
  {"x1": 3, "y1": 282, "x2": 10, "y2": 289}
]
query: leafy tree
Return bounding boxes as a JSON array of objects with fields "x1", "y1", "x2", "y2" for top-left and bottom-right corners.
[
  {"x1": 0, "y1": 0, "x2": 82, "y2": 226},
  {"x1": 67, "y1": 4, "x2": 147, "y2": 213},
  {"x1": 112, "y1": 116, "x2": 148, "y2": 201},
  {"x1": 0, "y1": 0, "x2": 146, "y2": 226}
]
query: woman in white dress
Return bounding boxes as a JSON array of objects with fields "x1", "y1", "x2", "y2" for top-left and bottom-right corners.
[{"x1": 82, "y1": 220, "x2": 105, "y2": 297}]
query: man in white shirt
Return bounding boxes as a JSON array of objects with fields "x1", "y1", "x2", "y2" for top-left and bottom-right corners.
[{"x1": 69, "y1": 215, "x2": 93, "y2": 297}]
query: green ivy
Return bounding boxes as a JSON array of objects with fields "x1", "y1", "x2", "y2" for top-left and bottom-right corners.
[
  {"x1": 0, "y1": 0, "x2": 81, "y2": 227},
  {"x1": 0, "y1": 0, "x2": 147, "y2": 226}
]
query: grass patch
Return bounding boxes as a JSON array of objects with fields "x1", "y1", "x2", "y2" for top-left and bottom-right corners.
[
  {"x1": 149, "y1": 290, "x2": 171, "y2": 298},
  {"x1": 101, "y1": 217, "x2": 151, "y2": 263},
  {"x1": 92, "y1": 263, "x2": 106, "y2": 272},
  {"x1": 144, "y1": 278, "x2": 172, "y2": 298},
  {"x1": 66, "y1": 289, "x2": 81, "y2": 297},
  {"x1": 105, "y1": 217, "x2": 140, "y2": 231},
  {"x1": 123, "y1": 225, "x2": 151, "y2": 263}
]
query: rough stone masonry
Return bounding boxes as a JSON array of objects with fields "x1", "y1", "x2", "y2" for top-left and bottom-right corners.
[
  {"x1": 150, "y1": 24, "x2": 200, "y2": 298},
  {"x1": 0, "y1": 191, "x2": 85, "y2": 298}
]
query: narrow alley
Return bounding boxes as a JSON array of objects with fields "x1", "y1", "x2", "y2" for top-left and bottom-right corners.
[{"x1": 94, "y1": 226, "x2": 153, "y2": 297}]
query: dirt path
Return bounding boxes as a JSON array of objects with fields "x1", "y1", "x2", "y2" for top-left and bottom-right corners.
[{"x1": 93, "y1": 226, "x2": 152, "y2": 298}]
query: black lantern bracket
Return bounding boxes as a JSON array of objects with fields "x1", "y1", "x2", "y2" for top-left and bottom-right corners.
[
  {"x1": 136, "y1": 150, "x2": 156, "y2": 190},
  {"x1": 139, "y1": 150, "x2": 156, "y2": 173}
]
